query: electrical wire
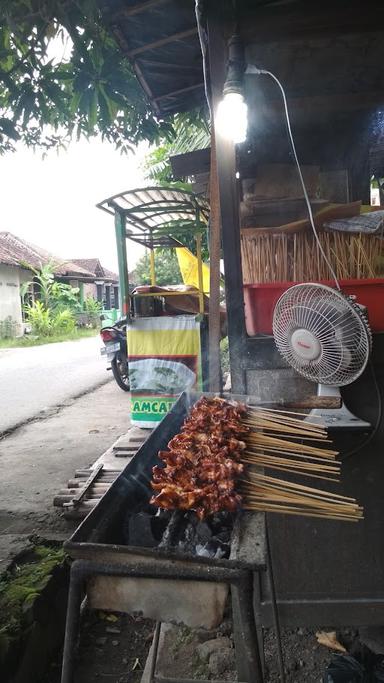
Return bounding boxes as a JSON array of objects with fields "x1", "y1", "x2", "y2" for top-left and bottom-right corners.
[
  {"x1": 342, "y1": 359, "x2": 382, "y2": 459},
  {"x1": 247, "y1": 65, "x2": 341, "y2": 290},
  {"x1": 195, "y1": 0, "x2": 212, "y2": 118}
]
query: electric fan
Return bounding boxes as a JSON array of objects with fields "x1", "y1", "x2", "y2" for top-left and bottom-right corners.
[{"x1": 272, "y1": 283, "x2": 372, "y2": 429}]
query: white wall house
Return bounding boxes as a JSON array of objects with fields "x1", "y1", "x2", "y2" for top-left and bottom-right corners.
[
  {"x1": 0, "y1": 232, "x2": 119, "y2": 338},
  {"x1": 0, "y1": 264, "x2": 31, "y2": 336}
]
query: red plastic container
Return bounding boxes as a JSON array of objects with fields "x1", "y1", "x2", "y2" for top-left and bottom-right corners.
[{"x1": 243, "y1": 278, "x2": 384, "y2": 335}]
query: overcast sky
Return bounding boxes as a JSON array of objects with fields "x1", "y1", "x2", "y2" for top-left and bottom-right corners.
[{"x1": 0, "y1": 139, "x2": 149, "y2": 273}]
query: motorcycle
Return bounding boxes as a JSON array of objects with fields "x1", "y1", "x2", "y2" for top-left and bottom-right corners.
[{"x1": 100, "y1": 318, "x2": 129, "y2": 391}]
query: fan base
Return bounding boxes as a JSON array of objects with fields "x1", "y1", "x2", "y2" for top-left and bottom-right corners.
[{"x1": 305, "y1": 385, "x2": 371, "y2": 431}]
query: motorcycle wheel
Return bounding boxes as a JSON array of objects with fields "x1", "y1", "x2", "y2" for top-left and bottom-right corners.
[{"x1": 111, "y1": 351, "x2": 130, "y2": 392}]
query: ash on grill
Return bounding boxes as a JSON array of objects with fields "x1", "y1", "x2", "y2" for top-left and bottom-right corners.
[{"x1": 123, "y1": 507, "x2": 234, "y2": 559}]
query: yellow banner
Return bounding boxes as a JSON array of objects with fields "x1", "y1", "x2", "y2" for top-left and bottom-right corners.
[{"x1": 176, "y1": 247, "x2": 210, "y2": 294}]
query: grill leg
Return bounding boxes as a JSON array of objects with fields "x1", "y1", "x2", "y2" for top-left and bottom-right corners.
[
  {"x1": 61, "y1": 561, "x2": 84, "y2": 683},
  {"x1": 232, "y1": 573, "x2": 264, "y2": 683},
  {"x1": 253, "y1": 571, "x2": 266, "y2": 675}
]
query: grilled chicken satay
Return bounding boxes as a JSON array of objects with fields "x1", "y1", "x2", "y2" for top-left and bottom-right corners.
[{"x1": 150, "y1": 397, "x2": 248, "y2": 519}]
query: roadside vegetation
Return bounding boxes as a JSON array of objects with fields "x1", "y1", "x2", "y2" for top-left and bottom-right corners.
[
  {"x1": 0, "y1": 263, "x2": 102, "y2": 347},
  {"x1": 0, "y1": 327, "x2": 97, "y2": 349}
]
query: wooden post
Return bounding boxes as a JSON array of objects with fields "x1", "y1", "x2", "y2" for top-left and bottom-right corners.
[
  {"x1": 149, "y1": 248, "x2": 156, "y2": 286},
  {"x1": 114, "y1": 210, "x2": 130, "y2": 316},
  {"x1": 208, "y1": 130, "x2": 222, "y2": 392},
  {"x1": 207, "y1": 11, "x2": 247, "y2": 394},
  {"x1": 195, "y1": 229, "x2": 205, "y2": 315},
  {"x1": 79, "y1": 281, "x2": 84, "y2": 308}
]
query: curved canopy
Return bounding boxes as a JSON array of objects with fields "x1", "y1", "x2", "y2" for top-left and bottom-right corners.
[{"x1": 97, "y1": 186, "x2": 209, "y2": 248}]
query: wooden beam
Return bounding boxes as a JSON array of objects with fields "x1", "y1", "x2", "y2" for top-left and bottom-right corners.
[
  {"x1": 112, "y1": 0, "x2": 170, "y2": 20},
  {"x1": 170, "y1": 147, "x2": 211, "y2": 179},
  {"x1": 128, "y1": 28, "x2": 197, "y2": 57},
  {"x1": 109, "y1": 25, "x2": 162, "y2": 115},
  {"x1": 208, "y1": 130, "x2": 222, "y2": 392},
  {"x1": 207, "y1": 9, "x2": 247, "y2": 395},
  {"x1": 153, "y1": 82, "x2": 205, "y2": 103}
]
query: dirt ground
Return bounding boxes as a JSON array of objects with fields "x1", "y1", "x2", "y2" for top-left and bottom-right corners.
[
  {"x1": 43, "y1": 612, "x2": 155, "y2": 683},
  {"x1": 0, "y1": 380, "x2": 131, "y2": 561}
]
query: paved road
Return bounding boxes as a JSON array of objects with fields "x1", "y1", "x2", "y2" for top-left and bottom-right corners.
[{"x1": 0, "y1": 335, "x2": 110, "y2": 433}]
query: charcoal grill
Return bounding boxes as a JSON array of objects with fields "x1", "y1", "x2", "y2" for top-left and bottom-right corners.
[{"x1": 61, "y1": 392, "x2": 267, "y2": 683}]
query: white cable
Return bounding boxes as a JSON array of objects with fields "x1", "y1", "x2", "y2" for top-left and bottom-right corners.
[
  {"x1": 195, "y1": 0, "x2": 212, "y2": 118},
  {"x1": 247, "y1": 65, "x2": 341, "y2": 290}
]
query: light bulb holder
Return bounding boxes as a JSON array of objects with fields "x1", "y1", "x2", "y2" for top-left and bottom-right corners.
[{"x1": 223, "y1": 34, "x2": 246, "y2": 96}]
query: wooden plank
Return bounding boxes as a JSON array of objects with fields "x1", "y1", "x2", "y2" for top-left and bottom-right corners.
[
  {"x1": 71, "y1": 464, "x2": 104, "y2": 506},
  {"x1": 170, "y1": 148, "x2": 211, "y2": 179},
  {"x1": 128, "y1": 28, "x2": 197, "y2": 57}
]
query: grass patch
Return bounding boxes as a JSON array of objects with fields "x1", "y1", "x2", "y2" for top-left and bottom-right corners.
[{"x1": 0, "y1": 328, "x2": 98, "y2": 349}]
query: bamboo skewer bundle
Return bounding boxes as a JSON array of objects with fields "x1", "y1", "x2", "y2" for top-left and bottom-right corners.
[
  {"x1": 239, "y1": 407, "x2": 363, "y2": 522},
  {"x1": 241, "y1": 231, "x2": 384, "y2": 284}
]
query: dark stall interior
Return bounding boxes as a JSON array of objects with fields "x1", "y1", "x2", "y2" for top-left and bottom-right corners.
[{"x1": 209, "y1": 1, "x2": 384, "y2": 627}]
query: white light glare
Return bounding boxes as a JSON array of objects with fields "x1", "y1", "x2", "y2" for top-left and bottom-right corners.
[{"x1": 216, "y1": 92, "x2": 248, "y2": 144}]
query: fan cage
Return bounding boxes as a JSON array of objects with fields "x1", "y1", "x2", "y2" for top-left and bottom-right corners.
[{"x1": 272, "y1": 283, "x2": 372, "y2": 386}]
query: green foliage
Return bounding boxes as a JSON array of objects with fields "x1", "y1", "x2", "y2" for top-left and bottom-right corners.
[
  {"x1": 135, "y1": 250, "x2": 181, "y2": 286},
  {"x1": 0, "y1": 1, "x2": 183, "y2": 153},
  {"x1": 220, "y1": 336, "x2": 230, "y2": 375},
  {"x1": 83, "y1": 295, "x2": 102, "y2": 314},
  {"x1": 0, "y1": 327, "x2": 97, "y2": 348},
  {"x1": 52, "y1": 308, "x2": 76, "y2": 333},
  {"x1": 152, "y1": 218, "x2": 209, "y2": 261},
  {"x1": 23, "y1": 299, "x2": 76, "y2": 336},
  {"x1": 24, "y1": 299, "x2": 52, "y2": 336},
  {"x1": 50, "y1": 281, "x2": 81, "y2": 312},
  {"x1": 21, "y1": 261, "x2": 81, "y2": 312},
  {"x1": 0, "y1": 317, "x2": 18, "y2": 339},
  {"x1": 0, "y1": 545, "x2": 65, "y2": 645},
  {"x1": 143, "y1": 112, "x2": 210, "y2": 184}
]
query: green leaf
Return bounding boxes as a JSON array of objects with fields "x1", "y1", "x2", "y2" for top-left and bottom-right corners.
[
  {"x1": 0, "y1": 118, "x2": 20, "y2": 140},
  {"x1": 88, "y1": 89, "x2": 98, "y2": 130}
]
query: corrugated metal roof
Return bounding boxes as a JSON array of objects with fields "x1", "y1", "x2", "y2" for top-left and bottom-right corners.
[{"x1": 97, "y1": 186, "x2": 209, "y2": 247}]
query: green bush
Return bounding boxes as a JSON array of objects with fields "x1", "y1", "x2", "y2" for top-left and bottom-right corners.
[
  {"x1": 83, "y1": 296, "x2": 102, "y2": 314},
  {"x1": 25, "y1": 301, "x2": 52, "y2": 336},
  {"x1": 24, "y1": 300, "x2": 75, "y2": 337},
  {"x1": 53, "y1": 309, "x2": 76, "y2": 334},
  {"x1": 0, "y1": 317, "x2": 18, "y2": 339},
  {"x1": 20, "y1": 262, "x2": 81, "y2": 314}
]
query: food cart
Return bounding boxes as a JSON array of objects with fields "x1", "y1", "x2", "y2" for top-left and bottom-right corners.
[{"x1": 97, "y1": 187, "x2": 211, "y2": 425}]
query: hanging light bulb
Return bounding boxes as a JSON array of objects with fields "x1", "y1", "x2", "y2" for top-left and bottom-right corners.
[
  {"x1": 216, "y1": 91, "x2": 248, "y2": 143},
  {"x1": 215, "y1": 34, "x2": 248, "y2": 144}
]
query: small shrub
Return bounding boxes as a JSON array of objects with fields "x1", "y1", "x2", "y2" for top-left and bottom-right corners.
[
  {"x1": 83, "y1": 296, "x2": 102, "y2": 314},
  {"x1": 0, "y1": 317, "x2": 18, "y2": 339},
  {"x1": 23, "y1": 301, "x2": 76, "y2": 337},
  {"x1": 53, "y1": 309, "x2": 76, "y2": 334},
  {"x1": 24, "y1": 300, "x2": 52, "y2": 336}
]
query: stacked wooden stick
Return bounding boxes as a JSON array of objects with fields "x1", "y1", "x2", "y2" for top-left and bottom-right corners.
[
  {"x1": 241, "y1": 231, "x2": 384, "y2": 283},
  {"x1": 239, "y1": 407, "x2": 363, "y2": 522}
]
